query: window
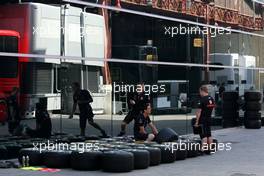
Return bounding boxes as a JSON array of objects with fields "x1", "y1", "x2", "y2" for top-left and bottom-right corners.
[{"x1": 0, "y1": 36, "x2": 18, "y2": 78}]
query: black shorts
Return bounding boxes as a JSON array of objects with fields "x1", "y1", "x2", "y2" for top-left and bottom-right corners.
[
  {"x1": 79, "y1": 112, "x2": 94, "y2": 129},
  {"x1": 134, "y1": 133, "x2": 149, "y2": 141},
  {"x1": 199, "y1": 120, "x2": 212, "y2": 139},
  {"x1": 123, "y1": 109, "x2": 139, "y2": 124}
]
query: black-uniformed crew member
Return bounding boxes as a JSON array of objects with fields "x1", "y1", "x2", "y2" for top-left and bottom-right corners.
[
  {"x1": 219, "y1": 83, "x2": 225, "y2": 99},
  {"x1": 26, "y1": 102, "x2": 52, "y2": 138},
  {"x1": 7, "y1": 87, "x2": 20, "y2": 134},
  {"x1": 195, "y1": 85, "x2": 215, "y2": 153},
  {"x1": 134, "y1": 103, "x2": 158, "y2": 142},
  {"x1": 69, "y1": 82, "x2": 107, "y2": 137},
  {"x1": 118, "y1": 83, "x2": 150, "y2": 136}
]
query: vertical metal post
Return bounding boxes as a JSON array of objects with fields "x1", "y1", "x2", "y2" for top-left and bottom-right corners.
[
  {"x1": 204, "y1": 4, "x2": 210, "y2": 82},
  {"x1": 186, "y1": 29, "x2": 191, "y2": 134},
  {"x1": 60, "y1": 4, "x2": 66, "y2": 134},
  {"x1": 81, "y1": 10, "x2": 86, "y2": 89}
]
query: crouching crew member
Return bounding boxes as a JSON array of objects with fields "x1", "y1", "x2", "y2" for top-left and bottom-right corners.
[
  {"x1": 134, "y1": 103, "x2": 158, "y2": 142},
  {"x1": 118, "y1": 83, "x2": 151, "y2": 136},
  {"x1": 27, "y1": 102, "x2": 52, "y2": 138}
]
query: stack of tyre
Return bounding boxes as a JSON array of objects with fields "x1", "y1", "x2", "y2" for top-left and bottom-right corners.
[
  {"x1": 15, "y1": 129, "x2": 218, "y2": 173},
  {"x1": 222, "y1": 91, "x2": 240, "y2": 128},
  {"x1": 244, "y1": 91, "x2": 262, "y2": 129}
]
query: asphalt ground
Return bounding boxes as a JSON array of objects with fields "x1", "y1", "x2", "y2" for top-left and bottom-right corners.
[{"x1": 0, "y1": 113, "x2": 222, "y2": 136}]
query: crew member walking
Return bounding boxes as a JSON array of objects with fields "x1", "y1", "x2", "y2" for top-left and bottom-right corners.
[{"x1": 69, "y1": 82, "x2": 107, "y2": 137}]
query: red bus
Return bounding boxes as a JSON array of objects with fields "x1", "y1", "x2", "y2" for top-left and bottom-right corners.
[{"x1": 0, "y1": 30, "x2": 20, "y2": 123}]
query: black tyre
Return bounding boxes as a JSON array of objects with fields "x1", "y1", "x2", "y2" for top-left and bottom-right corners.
[
  {"x1": 222, "y1": 119, "x2": 239, "y2": 128},
  {"x1": 5, "y1": 143, "x2": 23, "y2": 159},
  {"x1": 211, "y1": 118, "x2": 222, "y2": 126},
  {"x1": 142, "y1": 141, "x2": 158, "y2": 147},
  {"x1": 110, "y1": 141, "x2": 127, "y2": 145},
  {"x1": 155, "y1": 128, "x2": 178, "y2": 144},
  {"x1": 245, "y1": 102, "x2": 261, "y2": 111},
  {"x1": 222, "y1": 115, "x2": 239, "y2": 122},
  {"x1": 125, "y1": 143, "x2": 146, "y2": 148},
  {"x1": 222, "y1": 92, "x2": 239, "y2": 101},
  {"x1": 151, "y1": 144, "x2": 176, "y2": 163},
  {"x1": 112, "y1": 145, "x2": 132, "y2": 150},
  {"x1": 0, "y1": 138, "x2": 8, "y2": 143},
  {"x1": 244, "y1": 111, "x2": 261, "y2": 120},
  {"x1": 222, "y1": 111, "x2": 239, "y2": 118},
  {"x1": 262, "y1": 117, "x2": 264, "y2": 126},
  {"x1": 135, "y1": 146, "x2": 161, "y2": 166},
  {"x1": 244, "y1": 120, "x2": 261, "y2": 129},
  {"x1": 18, "y1": 148, "x2": 43, "y2": 166},
  {"x1": 123, "y1": 149, "x2": 150, "y2": 169},
  {"x1": 222, "y1": 101, "x2": 239, "y2": 111},
  {"x1": 101, "y1": 151, "x2": 134, "y2": 172},
  {"x1": 17, "y1": 140, "x2": 34, "y2": 148},
  {"x1": 174, "y1": 142, "x2": 187, "y2": 160},
  {"x1": 98, "y1": 147, "x2": 112, "y2": 152},
  {"x1": 244, "y1": 92, "x2": 262, "y2": 101},
  {"x1": 71, "y1": 150, "x2": 102, "y2": 171},
  {"x1": 185, "y1": 141, "x2": 201, "y2": 158},
  {"x1": 43, "y1": 150, "x2": 72, "y2": 168},
  {"x1": 0, "y1": 146, "x2": 8, "y2": 160}
]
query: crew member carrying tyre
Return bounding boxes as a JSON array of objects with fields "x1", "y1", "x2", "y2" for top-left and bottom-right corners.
[
  {"x1": 118, "y1": 83, "x2": 150, "y2": 136},
  {"x1": 194, "y1": 85, "x2": 215, "y2": 154},
  {"x1": 134, "y1": 103, "x2": 158, "y2": 142},
  {"x1": 69, "y1": 82, "x2": 107, "y2": 137}
]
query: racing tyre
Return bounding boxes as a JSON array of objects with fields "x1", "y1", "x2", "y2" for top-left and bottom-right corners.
[
  {"x1": 245, "y1": 102, "x2": 261, "y2": 111},
  {"x1": 155, "y1": 128, "x2": 178, "y2": 144},
  {"x1": 222, "y1": 92, "x2": 239, "y2": 101},
  {"x1": 175, "y1": 142, "x2": 187, "y2": 160},
  {"x1": 5, "y1": 143, "x2": 23, "y2": 159},
  {"x1": 151, "y1": 144, "x2": 176, "y2": 163},
  {"x1": 101, "y1": 151, "x2": 134, "y2": 172},
  {"x1": 71, "y1": 150, "x2": 102, "y2": 171},
  {"x1": 18, "y1": 148, "x2": 43, "y2": 166},
  {"x1": 244, "y1": 111, "x2": 261, "y2": 120},
  {"x1": 43, "y1": 150, "x2": 71, "y2": 168},
  {"x1": 222, "y1": 101, "x2": 239, "y2": 111},
  {"x1": 123, "y1": 149, "x2": 150, "y2": 169},
  {"x1": 222, "y1": 119, "x2": 239, "y2": 128},
  {"x1": 0, "y1": 146, "x2": 8, "y2": 160},
  {"x1": 135, "y1": 146, "x2": 161, "y2": 166},
  {"x1": 244, "y1": 92, "x2": 262, "y2": 101},
  {"x1": 244, "y1": 120, "x2": 261, "y2": 129}
]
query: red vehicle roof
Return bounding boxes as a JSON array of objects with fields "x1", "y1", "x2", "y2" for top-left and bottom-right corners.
[{"x1": 0, "y1": 30, "x2": 20, "y2": 38}]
